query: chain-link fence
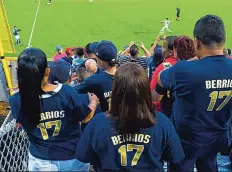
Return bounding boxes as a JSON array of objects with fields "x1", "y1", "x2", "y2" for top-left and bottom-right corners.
[{"x1": 0, "y1": 112, "x2": 29, "y2": 171}]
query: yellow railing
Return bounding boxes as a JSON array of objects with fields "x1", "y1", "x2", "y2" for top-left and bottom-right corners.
[
  {"x1": 0, "y1": 36, "x2": 14, "y2": 95},
  {"x1": 0, "y1": 34, "x2": 4, "y2": 57},
  {"x1": 0, "y1": 0, "x2": 15, "y2": 53}
]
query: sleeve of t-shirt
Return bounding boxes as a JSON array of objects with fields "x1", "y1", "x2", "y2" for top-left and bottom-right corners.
[
  {"x1": 69, "y1": 87, "x2": 92, "y2": 122},
  {"x1": 75, "y1": 78, "x2": 91, "y2": 94},
  {"x1": 75, "y1": 118, "x2": 95, "y2": 163},
  {"x1": 159, "y1": 65, "x2": 177, "y2": 90},
  {"x1": 9, "y1": 94, "x2": 20, "y2": 121},
  {"x1": 162, "y1": 119, "x2": 185, "y2": 163}
]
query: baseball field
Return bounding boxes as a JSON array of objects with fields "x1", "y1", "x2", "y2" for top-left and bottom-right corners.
[{"x1": 4, "y1": 0, "x2": 232, "y2": 57}]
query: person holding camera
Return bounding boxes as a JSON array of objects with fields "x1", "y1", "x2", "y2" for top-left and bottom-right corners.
[
  {"x1": 118, "y1": 41, "x2": 151, "y2": 70},
  {"x1": 150, "y1": 36, "x2": 177, "y2": 115}
]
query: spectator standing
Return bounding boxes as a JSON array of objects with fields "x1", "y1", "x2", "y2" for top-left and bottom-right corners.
[
  {"x1": 9, "y1": 48, "x2": 99, "y2": 171},
  {"x1": 53, "y1": 45, "x2": 66, "y2": 61},
  {"x1": 85, "y1": 42, "x2": 98, "y2": 59},
  {"x1": 48, "y1": 61, "x2": 73, "y2": 84},
  {"x1": 173, "y1": 36, "x2": 196, "y2": 60},
  {"x1": 155, "y1": 15, "x2": 232, "y2": 171},
  {"x1": 148, "y1": 45, "x2": 163, "y2": 81},
  {"x1": 75, "y1": 40, "x2": 117, "y2": 112},
  {"x1": 153, "y1": 36, "x2": 196, "y2": 117},
  {"x1": 73, "y1": 47, "x2": 86, "y2": 69},
  {"x1": 76, "y1": 67, "x2": 93, "y2": 84},
  {"x1": 150, "y1": 36, "x2": 177, "y2": 113},
  {"x1": 85, "y1": 59, "x2": 98, "y2": 74},
  {"x1": 75, "y1": 63, "x2": 184, "y2": 171},
  {"x1": 118, "y1": 42, "x2": 151, "y2": 70},
  {"x1": 61, "y1": 47, "x2": 75, "y2": 65},
  {"x1": 47, "y1": 59, "x2": 82, "y2": 88}
]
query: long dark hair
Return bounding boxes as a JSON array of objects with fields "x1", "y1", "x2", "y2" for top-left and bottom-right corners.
[
  {"x1": 17, "y1": 48, "x2": 47, "y2": 129},
  {"x1": 110, "y1": 63, "x2": 155, "y2": 134}
]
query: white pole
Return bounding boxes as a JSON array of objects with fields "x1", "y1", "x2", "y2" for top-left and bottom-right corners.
[{"x1": 27, "y1": 0, "x2": 41, "y2": 48}]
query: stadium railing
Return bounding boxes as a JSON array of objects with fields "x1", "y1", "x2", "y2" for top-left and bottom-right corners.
[{"x1": 0, "y1": 111, "x2": 29, "y2": 171}]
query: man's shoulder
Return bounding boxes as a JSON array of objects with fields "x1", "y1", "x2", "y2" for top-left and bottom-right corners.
[
  {"x1": 138, "y1": 56, "x2": 148, "y2": 61},
  {"x1": 82, "y1": 72, "x2": 104, "y2": 84},
  {"x1": 118, "y1": 55, "x2": 130, "y2": 61},
  {"x1": 88, "y1": 113, "x2": 110, "y2": 130}
]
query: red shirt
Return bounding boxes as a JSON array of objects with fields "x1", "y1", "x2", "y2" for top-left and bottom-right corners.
[
  {"x1": 227, "y1": 55, "x2": 232, "y2": 60},
  {"x1": 150, "y1": 56, "x2": 178, "y2": 111},
  {"x1": 53, "y1": 52, "x2": 67, "y2": 61}
]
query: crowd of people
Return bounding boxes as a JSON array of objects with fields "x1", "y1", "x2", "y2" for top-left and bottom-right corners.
[{"x1": 7, "y1": 14, "x2": 232, "y2": 171}]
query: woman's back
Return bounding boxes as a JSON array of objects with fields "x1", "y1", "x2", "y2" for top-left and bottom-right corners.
[
  {"x1": 75, "y1": 112, "x2": 184, "y2": 171},
  {"x1": 10, "y1": 84, "x2": 91, "y2": 160}
]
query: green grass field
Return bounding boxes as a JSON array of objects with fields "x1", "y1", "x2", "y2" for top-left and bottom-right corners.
[{"x1": 4, "y1": 0, "x2": 232, "y2": 58}]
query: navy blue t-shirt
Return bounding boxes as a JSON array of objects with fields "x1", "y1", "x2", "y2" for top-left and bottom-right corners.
[
  {"x1": 75, "y1": 70, "x2": 114, "y2": 112},
  {"x1": 160, "y1": 55, "x2": 232, "y2": 147},
  {"x1": 75, "y1": 112, "x2": 184, "y2": 171},
  {"x1": 9, "y1": 84, "x2": 91, "y2": 160}
]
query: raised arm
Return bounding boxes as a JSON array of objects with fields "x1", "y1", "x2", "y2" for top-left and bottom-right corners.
[
  {"x1": 120, "y1": 41, "x2": 135, "y2": 56},
  {"x1": 150, "y1": 36, "x2": 160, "y2": 56},
  {"x1": 140, "y1": 42, "x2": 151, "y2": 57}
]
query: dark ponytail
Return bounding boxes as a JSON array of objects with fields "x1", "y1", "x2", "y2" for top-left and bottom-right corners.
[{"x1": 17, "y1": 48, "x2": 47, "y2": 129}]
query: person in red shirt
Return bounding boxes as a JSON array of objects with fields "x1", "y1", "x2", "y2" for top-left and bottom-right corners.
[
  {"x1": 151, "y1": 36, "x2": 196, "y2": 117},
  {"x1": 53, "y1": 45, "x2": 67, "y2": 61},
  {"x1": 150, "y1": 36, "x2": 177, "y2": 113}
]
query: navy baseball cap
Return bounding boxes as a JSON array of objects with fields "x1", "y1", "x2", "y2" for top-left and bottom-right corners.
[
  {"x1": 48, "y1": 61, "x2": 73, "y2": 84},
  {"x1": 95, "y1": 40, "x2": 117, "y2": 63},
  {"x1": 89, "y1": 42, "x2": 98, "y2": 54}
]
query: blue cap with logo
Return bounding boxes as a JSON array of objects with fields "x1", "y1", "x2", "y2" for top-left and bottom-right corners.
[
  {"x1": 48, "y1": 61, "x2": 73, "y2": 84},
  {"x1": 89, "y1": 42, "x2": 98, "y2": 54},
  {"x1": 95, "y1": 40, "x2": 117, "y2": 63}
]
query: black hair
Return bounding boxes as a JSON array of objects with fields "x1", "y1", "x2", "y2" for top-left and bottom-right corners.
[
  {"x1": 162, "y1": 36, "x2": 177, "y2": 59},
  {"x1": 17, "y1": 48, "x2": 47, "y2": 129},
  {"x1": 153, "y1": 45, "x2": 164, "y2": 67},
  {"x1": 85, "y1": 43, "x2": 91, "y2": 54},
  {"x1": 228, "y1": 48, "x2": 231, "y2": 56},
  {"x1": 76, "y1": 67, "x2": 92, "y2": 83},
  {"x1": 223, "y1": 48, "x2": 228, "y2": 55},
  {"x1": 193, "y1": 15, "x2": 226, "y2": 47},
  {"x1": 165, "y1": 36, "x2": 177, "y2": 50},
  {"x1": 129, "y1": 44, "x2": 139, "y2": 57},
  {"x1": 166, "y1": 18, "x2": 168, "y2": 20},
  {"x1": 76, "y1": 47, "x2": 84, "y2": 57}
]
